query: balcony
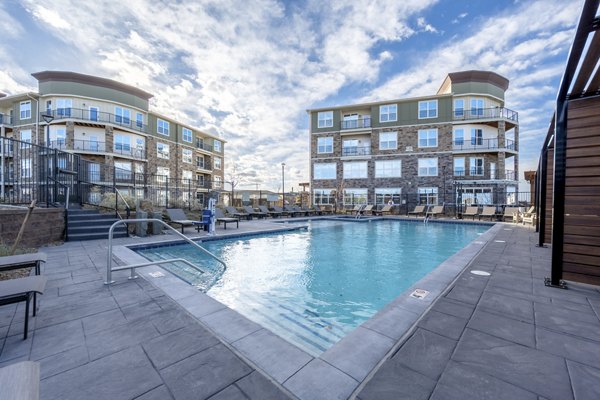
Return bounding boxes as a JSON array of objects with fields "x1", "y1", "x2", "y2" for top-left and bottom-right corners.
[
  {"x1": 195, "y1": 140, "x2": 213, "y2": 152},
  {"x1": 196, "y1": 179, "x2": 211, "y2": 189},
  {"x1": 342, "y1": 146, "x2": 371, "y2": 157},
  {"x1": 341, "y1": 117, "x2": 371, "y2": 130},
  {"x1": 453, "y1": 138, "x2": 516, "y2": 151},
  {"x1": 0, "y1": 113, "x2": 13, "y2": 126},
  {"x1": 41, "y1": 108, "x2": 148, "y2": 133},
  {"x1": 50, "y1": 140, "x2": 146, "y2": 160},
  {"x1": 453, "y1": 107, "x2": 518, "y2": 123},
  {"x1": 196, "y1": 160, "x2": 211, "y2": 171},
  {"x1": 454, "y1": 169, "x2": 517, "y2": 181}
]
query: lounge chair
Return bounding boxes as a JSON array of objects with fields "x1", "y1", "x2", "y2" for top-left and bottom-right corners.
[
  {"x1": 521, "y1": 206, "x2": 537, "y2": 226},
  {"x1": 462, "y1": 206, "x2": 479, "y2": 220},
  {"x1": 477, "y1": 206, "x2": 497, "y2": 221},
  {"x1": 292, "y1": 205, "x2": 309, "y2": 216},
  {"x1": 214, "y1": 208, "x2": 239, "y2": 229},
  {"x1": 0, "y1": 361, "x2": 40, "y2": 400},
  {"x1": 427, "y1": 205, "x2": 444, "y2": 218},
  {"x1": 0, "y1": 276, "x2": 47, "y2": 339},
  {"x1": 259, "y1": 205, "x2": 281, "y2": 218},
  {"x1": 372, "y1": 204, "x2": 393, "y2": 216},
  {"x1": 319, "y1": 205, "x2": 334, "y2": 215},
  {"x1": 225, "y1": 206, "x2": 250, "y2": 220},
  {"x1": 503, "y1": 206, "x2": 520, "y2": 222},
  {"x1": 165, "y1": 208, "x2": 195, "y2": 233},
  {"x1": 284, "y1": 206, "x2": 302, "y2": 217},
  {"x1": 360, "y1": 205, "x2": 374, "y2": 215},
  {"x1": 345, "y1": 205, "x2": 362, "y2": 215},
  {"x1": 243, "y1": 206, "x2": 267, "y2": 219},
  {"x1": 0, "y1": 253, "x2": 46, "y2": 276},
  {"x1": 407, "y1": 205, "x2": 426, "y2": 217},
  {"x1": 272, "y1": 206, "x2": 290, "y2": 217},
  {"x1": 301, "y1": 206, "x2": 317, "y2": 216}
]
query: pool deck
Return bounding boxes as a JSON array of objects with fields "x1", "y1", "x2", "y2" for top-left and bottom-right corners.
[{"x1": 1, "y1": 217, "x2": 599, "y2": 399}]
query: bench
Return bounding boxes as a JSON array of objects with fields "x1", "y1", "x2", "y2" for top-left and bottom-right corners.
[
  {"x1": 0, "y1": 361, "x2": 40, "y2": 400},
  {"x1": 0, "y1": 276, "x2": 47, "y2": 339}
]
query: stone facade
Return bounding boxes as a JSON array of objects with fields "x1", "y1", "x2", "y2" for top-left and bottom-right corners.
[{"x1": 0, "y1": 208, "x2": 64, "y2": 247}]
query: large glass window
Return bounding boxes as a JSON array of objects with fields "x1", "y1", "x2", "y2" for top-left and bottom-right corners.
[
  {"x1": 115, "y1": 107, "x2": 131, "y2": 124},
  {"x1": 418, "y1": 158, "x2": 438, "y2": 176},
  {"x1": 506, "y1": 186, "x2": 517, "y2": 205},
  {"x1": 453, "y1": 128, "x2": 464, "y2": 146},
  {"x1": 379, "y1": 132, "x2": 397, "y2": 150},
  {"x1": 182, "y1": 148, "x2": 193, "y2": 164},
  {"x1": 454, "y1": 157, "x2": 465, "y2": 176},
  {"x1": 157, "y1": 142, "x2": 170, "y2": 159},
  {"x1": 20, "y1": 130, "x2": 32, "y2": 147},
  {"x1": 157, "y1": 119, "x2": 170, "y2": 135},
  {"x1": 471, "y1": 128, "x2": 483, "y2": 146},
  {"x1": 313, "y1": 189, "x2": 335, "y2": 205},
  {"x1": 214, "y1": 139, "x2": 222, "y2": 152},
  {"x1": 115, "y1": 161, "x2": 132, "y2": 180},
  {"x1": 114, "y1": 134, "x2": 131, "y2": 153},
  {"x1": 418, "y1": 100, "x2": 438, "y2": 119},
  {"x1": 343, "y1": 161, "x2": 368, "y2": 179},
  {"x1": 313, "y1": 163, "x2": 336, "y2": 180},
  {"x1": 182, "y1": 170, "x2": 193, "y2": 181},
  {"x1": 418, "y1": 129, "x2": 438, "y2": 148},
  {"x1": 136, "y1": 113, "x2": 143, "y2": 128},
  {"x1": 454, "y1": 99, "x2": 464, "y2": 117},
  {"x1": 317, "y1": 137, "x2": 333, "y2": 153},
  {"x1": 379, "y1": 104, "x2": 397, "y2": 122},
  {"x1": 459, "y1": 188, "x2": 492, "y2": 205},
  {"x1": 214, "y1": 156, "x2": 222, "y2": 169},
  {"x1": 21, "y1": 159, "x2": 31, "y2": 178},
  {"x1": 214, "y1": 175, "x2": 222, "y2": 188},
  {"x1": 57, "y1": 99, "x2": 72, "y2": 117},
  {"x1": 418, "y1": 187, "x2": 438, "y2": 205},
  {"x1": 51, "y1": 128, "x2": 66, "y2": 148},
  {"x1": 470, "y1": 157, "x2": 484, "y2": 176},
  {"x1": 20, "y1": 101, "x2": 31, "y2": 120},
  {"x1": 375, "y1": 160, "x2": 401, "y2": 178},
  {"x1": 470, "y1": 98, "x2": 484, "y2": 116},
  {"x1": 343, "y1": 189, "x2": 367, "y2": 205},
  {"x1": 317, "y1": 111, "x2": 333, "y2": 128},
  {"x1": 182, "y1": 127, "x2": 193, "y2": 143},
  {"x1": 375, "y1": 188, "x2": 401, "y2": 205}
]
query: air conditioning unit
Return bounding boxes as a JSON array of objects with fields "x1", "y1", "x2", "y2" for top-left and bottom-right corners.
[{"x1": 405, "y1": 146, "x2": 413, "y2": 152}]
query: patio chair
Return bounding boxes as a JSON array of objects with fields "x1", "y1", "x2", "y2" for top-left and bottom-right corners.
[
  {"x1": 259, "y1": 205, "x2": 281, "y2": 218},
  {"x1": 521, "y1": 206, "x2": 537, "y2": 225},
  {"x1": 372, "y1": 204, "x2": 393, "y2": 216},
  {"x1": 477, "y1": 206, "x2": 497, "y2": 221},
  {"x1": 165, "y1": 208, "x2": 195, "y2": 233},
  {"x1": 243, "y1": 206, "x2": 267, "y2": 219},
  {"x1": 301, "y1": 206, "x2": 317, "y2": 216},
  {"x1": 407, "y1": 205, "x2": 426, "y2": 217},
  {"x1": 360, "y1": 205, "x2": 374, "y2": 215},
  {"x1": 272, "y1": 206, "x2": 290, "y2": 217},
  {"x1": 310, "y1": 205, "x2": 323, "y2": 216},
  {"x1": 0, "y1": 361, "x2": 40, "y2": 400},
  {"x1": 461, "y1": 206, "x2": 479, "y2": 220},
  {"x1": 503, "y1": 206, "x2": 520, "y2": 222},
  {"x1": 0, "y1": 275, "x2": 47, "y2": 339},
  {"x1": 225, "y1": 206, "x2": 250, "y2": 220},
  {"x1": 214, "y1": 208, "x2": 239, "y2": 229},
  {"x1": 345, "y1": 205, "x2": 362, "y2": 215},
  {"x1": 292, "y1": 205, "x2": 309, "y2": 216},
  {"x1": 284, "y1": 205, "x2": 301, "y2": 217},
  {"x1": 427, "y1": 205, "x2": 444, "y2": 218}
]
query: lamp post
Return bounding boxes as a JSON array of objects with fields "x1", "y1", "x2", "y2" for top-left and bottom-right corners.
[
  {"x1": 42, "y1": 113, "x2": 54, "y2": 207},
  {"x1": 281, "y1": 163, "x2": 285, "y2": 206}
]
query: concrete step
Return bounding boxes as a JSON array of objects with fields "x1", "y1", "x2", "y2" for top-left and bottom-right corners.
[
  {"x1": 67, "y1": 225, "x2": 127, "y2": 235},
  {"x1": 67, "y1": 218, "x2": 124, "y2": 227},
  {"x1": 67, "y1": 231, "x2": 128, "y2": 241}
]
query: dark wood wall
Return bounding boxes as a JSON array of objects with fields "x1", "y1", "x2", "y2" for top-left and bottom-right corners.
[
  {"x1": 562, "y1": 96, "x2": 600, "y2": 284},
  {"x1": 544, "y1": 144, "x2": 554, "y2": 244}
]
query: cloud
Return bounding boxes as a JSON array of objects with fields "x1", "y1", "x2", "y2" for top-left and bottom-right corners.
[
  {"x1": 451, "y1": 12, "x2": 468, "y2": 24},
  {"x1": 27, "y1": 5, "x2": 71, "y2": 30},
  {"x1": 417, "y1": 17, "x2": 438, "y2": 33}
]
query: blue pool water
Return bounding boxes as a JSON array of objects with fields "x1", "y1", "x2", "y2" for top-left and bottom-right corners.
[{"x1": 136, "y1": 220, "x2": 489, "y2": 355}]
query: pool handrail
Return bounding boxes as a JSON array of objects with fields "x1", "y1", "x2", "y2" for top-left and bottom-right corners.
[{"x1": 105, "y1": 218, "x2": 227, "y2": 285}]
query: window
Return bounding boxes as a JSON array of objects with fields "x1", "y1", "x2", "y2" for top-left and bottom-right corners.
[
  {"x1": 182, "y1": 170, "x2": 193, "y2": 181},
  {"x1": 45, "y1": 100, "x2": 52, "y2": 114},
  {"x1": 454, "y1": 157, "x2": 465, "y2": 176},
  {"x1": 418, "y1": 158, "x2": 438, "y2": 176},
  {"x1": 157, "y1": 142, "x2": 170, "y2": 159},
  {"x1": 418, "y1": 187, "x2": 438, "y2": 205},
  {"x1": 375, "y1": 160, "x2": 401, "y2": 178},
  {"x1": 135, "y1": 163, "x2": 144, "y2": 174},
  {"x1": 135, "y1": 137, "x2": 145, "y2": 158},
  {"x1": 89, "y1": 107, "x2": 99, "y2": 121},
  {"x1": 21, "y1": 159, "x2": 31, "y2": 178},
  {"x1": 459, "y1": 188, "x2": 492, "y2": 205},
  {"x1": 317, "y1": 111, "x2": 333, "y2": 128},
  {"x1": 214, "y1": 175, "x2": 222, "y2": 188},
  {"x1": 471, "y1": 128, "x2": 483, "y2": 146},
  {"x1": 418, "y1": 129, "x2": 438, "y2": 148},
  {"x1": 115, "y1": 162, "x2": 132, "y2": 180},
  {"x1": 182, "y1": 148, "x2": 193, "y2": 164},
  {"x1": 343, "y1": 189, "x2": 367, "y2": 205},
  {"x1": 88, "y1": 163, "x2": 101, "y2": 183},
  {"x1": 342, "y1": 139, "x2": 370, "y2": 156},
  {"x1": 506, "y1": 186, "x2": 517, "y2": 205},
  {"x1": 214, "y1": 140, "x2": 222, "y2": 152},
  {"x1": 379, "y1": 132, "x2": 397, "y2": 150},
  {"x1": 157, "y1": 166, "x2": 170, "y2": 177},
  {"x1": 196, "y1": 156, "x2": 205, "y2": 169},
  {"x1": 342, "y1": 113, "x2": 358, "y2": 129},
  {"x1": 157, "y1": 119, "x2": 170, "y2": 135},
  {"x1": 136, "y1": 113, "x2": 143, "y2": 128},
  {"x1": 317, "y1": 137, "x2": 333, "y2": 153},
  {"x1": 114, "y1": 134, "x2": 131, "y2": 153},
  {"x1": 57, "y1": 99, "x2": 72, "y2": 117},
  {"x1": 418, "y1": 100, "x2": 438, "y2": 119},
  {"x1": 343, "y1": 161, "x2": 368, "y2": 179},
  {"x1": 470, "y1": 98, "x2": 484, "y2": 116},
  {"x1": 20, "y1": 130, "x2": 32, "y2": 147},
  {"x1": 313, "y1": 189, "x2": 335, "y2": 205},
  {"x1": 375, "y1": 188, "x2": 401, "y2": 205},
  {"x1": 115, "y1": 107, "x2": 130, "y2": 124},
  {"x1": 470, "y1": 157, "x2": 484, "y2": 176},
  {"x1": 20, "y1": 101, "x2": 31, "y2": 120},
  {"x1": 453, "y1": 128, "x2": 464, "y2": 146},
  {"x1": 182, "y1": 127, "x2": 193, "y2": 143},
  {"x1": 454, "y1": 99, "x2": 464, "y2": 117},
  {"x1": 51, "y1": 128, "x2": 66, "y2": 148},
  {"x1": 379, "y1": 104, "x2": 397, "y2": 122},
  {"x1": 313, "y1": 163, "x2": 336, "y2": 180},
  {"x1": 214, "y1": 156, "x2": 222, "y2": 170}
]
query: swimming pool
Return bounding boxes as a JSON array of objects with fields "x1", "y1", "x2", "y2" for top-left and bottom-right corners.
[{"x1": 136, "y1": 220, "x2": 489, "y2": 355}]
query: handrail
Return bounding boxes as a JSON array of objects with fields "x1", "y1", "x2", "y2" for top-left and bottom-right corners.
[
  {"x1": 105, "y1": 218, "x2": 227, "y2": 285},
  {"x1": 114, "y1": 187, "x2": 131, "y2": 218}
]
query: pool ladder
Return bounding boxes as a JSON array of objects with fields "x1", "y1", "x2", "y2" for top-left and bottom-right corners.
[{"x1": 104, "y1": 218, "x2": 227, "y2": 285}]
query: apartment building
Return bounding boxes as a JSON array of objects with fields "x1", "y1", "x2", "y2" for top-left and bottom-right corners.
[
  {"x1": 307, "y1": 70, "x2": 519, "y2": 210},
  {"x1": 0, "y1": 71, "x2": 224, "y2": 205}
]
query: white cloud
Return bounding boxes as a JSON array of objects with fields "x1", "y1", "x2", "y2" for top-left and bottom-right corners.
[
  {"x1": 28, "y1": 5, "x2": 70, "y2": 30},
  {"x1": 417, "y1": 17, "x2": 438, "y2": 33}
]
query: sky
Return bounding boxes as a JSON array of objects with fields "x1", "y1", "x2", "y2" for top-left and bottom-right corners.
[{"x1": 0, "y1": 0, "x2": 584, "y2": 192}]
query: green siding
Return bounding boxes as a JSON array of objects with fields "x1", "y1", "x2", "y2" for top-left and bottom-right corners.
[
  {"x1": 451, "y1": 82, "x2": 505, "y2": 101},
  {"x1": 310, "y1": 111, "x2": 340, "y2": 132},
  {"x1": 148, "y1": 114, "x2": 175, "y2": 141},
  {"x1": 39, "y1": 81, "x2": 149, "y2": 110},
  {"x1": 12, "y1": 99, "x2": 38, "y2": 125}
]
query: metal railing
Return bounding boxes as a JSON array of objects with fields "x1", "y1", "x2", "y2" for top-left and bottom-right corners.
[
  {"x1": 453, "y1": 107, "x2": 518, "y2": 122},
  {"x1": 196, "y1": 140, "x2": 213, "y2": 152},
  {"x1": 342, "y1": 146, "x2": 371, "y2": 156},
  {"x1": 453, "y1": 169, "x2": 516, "y2": 181},
  {"x1": 341, "y1": 117, "x2": 371, "y2": 130},
  {"x1": 42, "y1": 108, "x2": 148, "y2": 133},
  {"x1": 0, "y1": 113, "x2": 13, "y2": 126},
  {"x1": 50, "y1": 139, "x2": 147, "y2": 159},
  {"x1": 105, "y1": 218, "x2": 227, "y2": 286},
  {"x1": 452, "y1": 138, "x2": 515, "y2": 151}
]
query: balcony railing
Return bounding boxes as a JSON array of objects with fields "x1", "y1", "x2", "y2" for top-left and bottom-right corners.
[
  {"x1": 341, "y1": 117, "x2": 371, "y2": 130},
  {"x1": 73, "y1": 139, "x2": 106, "y2": 153},
  {"x1": 196, "y1": 160, "x2": 211, "y2": 170},
  {"x1": 195, "y1": 140, "x2": 213, "y2": 152},
  {"x1": 453, "y1": 107, "x2": 518, "y2": 122},
  {"x1": 342, "y1": 146, "x2": 371, "y2": 156},
  {"x1": 41, "y1": 108, "x2": 148, "y2": 133},
  {"x1": 453, "y1": 138, "x2": 516, "y2": 151},
  {"x1": 49, "y1": 140, "x2": 146, "y2": 159},
  {"x1": 454, "y1": 169, "x2": 517, "y2": 181},
  {"x1": 196, "y1": 179, "x2": 211, "y2": 189},
  {"x1": 0, "y1": 113, "x2": 13, "y2": 126}
]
